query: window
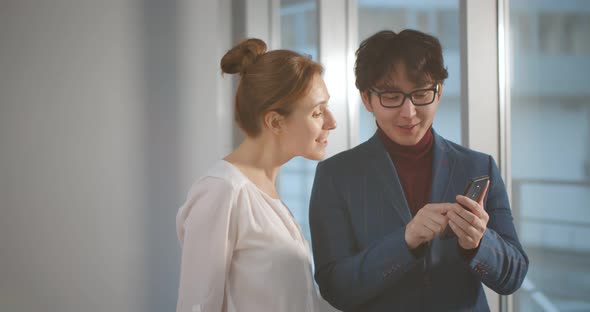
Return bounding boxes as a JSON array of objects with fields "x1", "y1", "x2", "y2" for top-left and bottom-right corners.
[
  {"x1": 509, "y1": 1, "x2": 590, "y2": 311},
  {"x1": 278, "y1": 0, "x2": 319, "y2": 243}
]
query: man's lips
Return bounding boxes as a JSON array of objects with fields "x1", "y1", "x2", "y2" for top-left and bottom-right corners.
[{"x1": 398, "y1": 123, "x2": 419, "y2": 129}]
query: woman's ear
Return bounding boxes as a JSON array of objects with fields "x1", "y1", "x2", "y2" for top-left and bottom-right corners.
[
  {"x1": 263, "y1": 111, "x2": 284, "y2": 134},
  {"x1": 360, "y1": 90, "x2": 374, "y2": 113}
]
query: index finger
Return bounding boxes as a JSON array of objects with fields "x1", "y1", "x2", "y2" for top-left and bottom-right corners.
[
  {"x1": 425, "y1": 203, "x2": 460, "y2": 215},
  {"x1": 454, "y1": 195, "x2": 483, "y2": 218}
]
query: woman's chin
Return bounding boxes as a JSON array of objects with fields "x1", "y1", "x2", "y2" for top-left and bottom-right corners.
[{"x1": 301, "y1": 150, "x2": 325, "y2": 161}]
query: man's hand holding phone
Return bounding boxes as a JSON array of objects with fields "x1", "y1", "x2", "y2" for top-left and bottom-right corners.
[{"x1": 447, "y1": 178, "x2": 490, "y2": 250}]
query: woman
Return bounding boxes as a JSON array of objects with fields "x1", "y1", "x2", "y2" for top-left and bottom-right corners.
[{"x1": 176, "y1": 38, "x2": 337, "y2": 312}]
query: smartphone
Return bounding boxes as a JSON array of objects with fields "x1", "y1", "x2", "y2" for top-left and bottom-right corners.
[
  {"x1": 462, "y1": 175, "x2": 490, "y2": 203},
  {"x1": 441, "y1": 175, "x2": 489, "y2": 239}
]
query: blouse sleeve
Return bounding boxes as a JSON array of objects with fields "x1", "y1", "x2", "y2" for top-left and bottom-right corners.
[{"x1": 176, "y1": 177, "x2": 238, "y2": 312}]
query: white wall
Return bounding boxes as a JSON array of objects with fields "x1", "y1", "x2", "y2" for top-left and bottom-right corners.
[{"x1": 0, "y1": 1, "x2": 233, "y2": 311}]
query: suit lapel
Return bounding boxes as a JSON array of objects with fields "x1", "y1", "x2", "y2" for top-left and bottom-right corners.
[
  {"x1": 429, "y1": 130, "x2": 455, "y2": 203},
  {"x1": 366, "y1": 134, "x2": 413, "y2": 225}
]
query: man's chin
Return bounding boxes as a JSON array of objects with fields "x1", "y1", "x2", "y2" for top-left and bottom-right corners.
[{"x1": 391, "y1": 134, "x2": 420, "y2": 146}]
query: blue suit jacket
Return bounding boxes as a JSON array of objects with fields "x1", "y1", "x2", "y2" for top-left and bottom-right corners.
[{"x1": 309, "y1": 131, "x2": 529, "y2": 312}]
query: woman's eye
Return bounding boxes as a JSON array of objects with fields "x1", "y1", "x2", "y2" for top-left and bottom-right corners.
[{"x1": 312, "y1": 111, "x2": 323, "y2": 118}]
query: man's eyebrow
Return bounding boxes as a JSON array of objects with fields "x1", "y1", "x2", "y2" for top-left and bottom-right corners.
[
  {"x1": 375, "y1": 83, "x2": 401, "y2": 90},
  {"x1": 376, "y1": 81, "x2": 433, "y2": 91}
]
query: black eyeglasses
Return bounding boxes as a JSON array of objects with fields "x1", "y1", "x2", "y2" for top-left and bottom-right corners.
[{"x1": 368, "y1": 84, "x2": 439, "y2": 108}]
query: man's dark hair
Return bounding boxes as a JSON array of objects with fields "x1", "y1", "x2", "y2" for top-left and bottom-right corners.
[{"x1": 355, "y1": 29, "x2": 449, "y2": 92}]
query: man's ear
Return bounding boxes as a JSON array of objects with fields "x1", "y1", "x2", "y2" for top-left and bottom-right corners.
[
  {"x1": 437, "y1": 83, "x2": 444, "y2": 99},
  {"x1": 360, "y1": 90, "x2": 374, "y2": 113},
  {"x1": 263, "y1": 111, "x2": 285, "y2": 134}
]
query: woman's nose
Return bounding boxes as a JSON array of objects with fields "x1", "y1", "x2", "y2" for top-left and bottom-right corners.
[{"x1": 323, "y1": 109, "x2": 337, "y2": 130}]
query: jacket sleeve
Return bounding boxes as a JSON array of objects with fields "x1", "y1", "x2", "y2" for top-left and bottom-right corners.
[
  {"x1": 464, "y1": 156, "x2": 529, "y2": 295},
  {"x1": 176, "y1": 178, "x2": 237, "y2": 312},
  {"x1": 309, "y1": 161, "x2": 424, "y2": 311}
]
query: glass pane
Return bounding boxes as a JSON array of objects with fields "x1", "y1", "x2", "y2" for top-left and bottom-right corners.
[
  {"x1": 509, "y1": 1, "x2": 590, "y2": 311},
  {"x1": 278, "y1": 0, "x2": 318, "y2": 243},
  {"x1": 357, "y1": 0, "x2": 461, "y2": 144}
]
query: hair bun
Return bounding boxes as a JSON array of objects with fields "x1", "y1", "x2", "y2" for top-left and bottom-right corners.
[{"x1": 220, "y1": 38, "x2": 268, "y2": 74}]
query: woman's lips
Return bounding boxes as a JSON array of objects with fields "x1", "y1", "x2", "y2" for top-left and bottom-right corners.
[{"x1": 315, "y1": 138, "x2": 328, "y2": 145}]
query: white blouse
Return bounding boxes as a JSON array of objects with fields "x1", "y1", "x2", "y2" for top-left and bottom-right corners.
[{"x1": 176, "y1": 160, "x2": 335, "y2": 312}]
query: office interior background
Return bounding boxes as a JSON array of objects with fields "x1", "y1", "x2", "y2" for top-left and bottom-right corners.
[{"x1": 1, "y1": 0, "x2": 588, "y2": 311}]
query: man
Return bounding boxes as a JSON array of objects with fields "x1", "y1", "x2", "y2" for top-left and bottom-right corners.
[{"x1": 309, "y1": 29, "x2": 528, "y2": 311}]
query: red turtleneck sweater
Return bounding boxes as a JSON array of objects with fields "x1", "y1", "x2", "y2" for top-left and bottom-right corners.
[{"x1": 377, "y1": 126, "x2": 434, "y2": 216}]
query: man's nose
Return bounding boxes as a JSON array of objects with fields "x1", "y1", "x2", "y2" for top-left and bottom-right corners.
[{"x1": 399, "y1": 97, "x2": 416, "y2": 118}]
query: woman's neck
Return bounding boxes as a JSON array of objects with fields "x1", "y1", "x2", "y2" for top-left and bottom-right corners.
[{"x1": 224, "y1": 135, "x2": 287, "y2": 194}]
